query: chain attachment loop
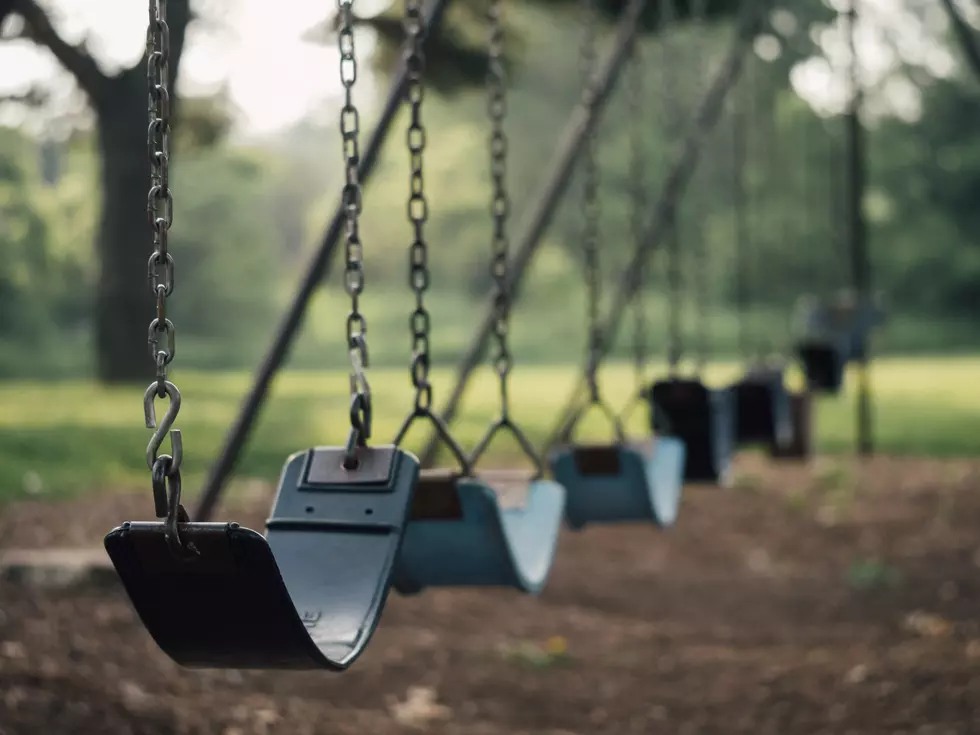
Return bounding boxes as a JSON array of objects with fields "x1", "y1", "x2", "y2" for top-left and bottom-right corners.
[
  {"x1": 337, "y1": 0, "x2": 373, "y2": 449},
  {"x1": 144, "y1": 380, "x2": 183, "y2": 474},
  {"x1": 143, "y1": 0, "x2": 183, "y2": 509},
  {"x1": 391, "y1": 0, "x2": 474, "y2": 477},
  {"x1": 151, "y1": 457, "x2": 198, "y2": 559},
  {"x1": 344, "y1": 335, "x2": 373, "y2": 470},
  {"x1": 467, "y1": 0, "x2": 544, "y2": 479}
]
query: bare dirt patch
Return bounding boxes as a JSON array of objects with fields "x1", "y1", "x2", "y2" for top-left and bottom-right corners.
[{"x1": 1, "y1": 455, "x2": 979, "y2": 734}]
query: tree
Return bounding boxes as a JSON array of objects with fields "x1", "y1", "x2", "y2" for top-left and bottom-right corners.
[
  {"x1": 6, "y1": 0, "x2": 192, "y2": 383},
  {"x1": 0, "y1": 0, "x2": 751, "y2": 384}
]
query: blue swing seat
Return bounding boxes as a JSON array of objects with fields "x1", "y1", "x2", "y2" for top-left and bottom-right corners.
[
  {"x1": 392, "y1": 469, "x2": 565, "y2": 595},
  {"x1": 794, "y1": 294, "x2": 884, "y2": 392},
  {"x1": 649, "y1": 378, "x2": 735, "y2": 485},
  {"x1": 547, "y1": 437, "x2": 686, "y2": 530},
  {"x1": 730, "y1": 367, "x2": 792, "y2": 448}
]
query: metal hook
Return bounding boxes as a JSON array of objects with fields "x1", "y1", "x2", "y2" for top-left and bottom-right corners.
[
  {"x1": 144, "y1": 380, "x2": 183, "y2": 474},
  {"x1": 162, "y1": 468, "x2": 199, "y2": 561},
  {"x1": 348, "y1": 335, "x2": 372, "y2": 441}
]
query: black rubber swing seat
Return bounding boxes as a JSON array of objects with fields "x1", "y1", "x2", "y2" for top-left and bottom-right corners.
[
  {"x1": 104, "y1": 445, "x2": 421, "y2": 670},
  {"x1": 795, "y1": 338, "x2": 846, "y2": 393},
  {"x1": 729, "y1": 367, "x2": 792, "y2": 448},
  {"x1": 391, "y1": 468, "x2": 565, "y2": 594},
  {"x1": 648, "y1": 377, "x2": 734, "y2": 485}
]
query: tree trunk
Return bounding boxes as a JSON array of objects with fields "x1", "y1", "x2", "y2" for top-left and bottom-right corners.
[{"x1": 94, "y1": 72, "x2": 157, "y2": 383}]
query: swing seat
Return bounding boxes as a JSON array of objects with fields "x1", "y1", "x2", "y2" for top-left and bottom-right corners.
[
  {"x1": 103, "y1": 445, "x2": 420, "y2": 670},
  {"x1": 547, "y1": 437, "x2": 686, "y2": 530},
  {"x1": 648, "y1": 378, "x2": 734, "y2": 485},
  {"x1": 769, "y1": 391, "x2": 813, "y2": 460},
  {"x1": 391, "y1": 468, "x2": 565, "y2": 595},
  {"x1": 796, "y1": 339, "x2": 845, "y2": 394},
  {"x1": 795, "y1": 294, "x2": 884, "y2": 366},
  {"x1": 730, "y1": 368, "x2": 792, "y2": 448}
]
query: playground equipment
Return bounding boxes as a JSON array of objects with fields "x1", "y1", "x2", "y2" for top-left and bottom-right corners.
[
  {"x1": 390, "y1": 0, "x2": 565, "y2": 593},
  {"x1": 97, "y1": 0, "x2": 878, "y2": 673},
  {"x1": 794, "y1": 291, "x2": 885, "y2": 393},
  {"x1": 105, "y1": 0, "x2": 422, "y2": 670},
  {"x1": 724, "y1": 54, "x2": 793, "y2": 452},
  {"x1": 105, "y1": 0, "x2": 565, "y2": 671},
  {"x1": 548, "y1": 6, "x2": 685, "y2": 530}
]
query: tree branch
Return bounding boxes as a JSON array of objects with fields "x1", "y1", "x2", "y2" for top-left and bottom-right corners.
[
  {"x1": 12, "y1": 0, "x2": 107, "y2": 101},
  {"x1": 939, "y1": 0, "x2": 980, "y2": 84}
]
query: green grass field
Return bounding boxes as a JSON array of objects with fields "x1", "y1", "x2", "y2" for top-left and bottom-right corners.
[{"x1": 0, "y1": 356, "x2": 977, "y2": 504}]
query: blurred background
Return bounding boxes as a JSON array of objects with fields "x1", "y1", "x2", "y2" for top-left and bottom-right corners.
[
  {"x1": 0, "y1": 0, "x2": 977, "y2": 493},
  {"x1": 1, "y1": 0, "x2": 980, "y2": 732}
]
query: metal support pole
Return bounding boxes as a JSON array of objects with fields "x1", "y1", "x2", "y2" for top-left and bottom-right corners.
[
  {"x1": 543, "y1": 1, "x2": 764, "y2": 452},
  {"x1": 845, "y1": 0, "x2": 873, "y2": 456},
  {"x1": 194, "y1": 0, "x2": 454, "y2": 521},
  {"x1": 416, "y1": 0, "x2": 650, "y2": 468}
]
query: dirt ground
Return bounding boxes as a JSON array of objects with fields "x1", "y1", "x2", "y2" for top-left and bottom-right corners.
[{"x1": 1, "y1": 454, "x2": 979, "y2": 734}]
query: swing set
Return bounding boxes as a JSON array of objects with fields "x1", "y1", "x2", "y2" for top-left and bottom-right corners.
[{"x1": 102, "y1": 0, "x2": 878, "y2": 671}]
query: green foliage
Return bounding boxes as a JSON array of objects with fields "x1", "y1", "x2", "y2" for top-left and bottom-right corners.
[
  {"x1": 1, "y1": 356, "x2": 980, "y2": 502},
  {"x1": 174, "y1": 91, "x2": 235, "y2": 153},
  {"x1": 0, "y1": 127, "x2": 73, "y2": 345},
  {"x1": 166, "y1": 146, "x2": 282, "y2": 352},
  {"x1": 4, "y1": 0, "x2": 980, "y2": 381}
]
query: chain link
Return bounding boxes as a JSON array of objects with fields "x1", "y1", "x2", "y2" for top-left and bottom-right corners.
[
  {"x1": 338, "y1": 0, "x2": 372, "y2": 449},
  {"x1": 580, "y1": 0, "x2": 602, "y2": 402},
  {"x1": 690, "y1": 0, "x2": 709, "y2": 372},
  {"x1": 487, "y1": 0, "x2": 513, "y2": 415},
  {"x1": 731, "y1": 79, "x2": 749, "y2": 360},
  {"x1": 145, "y1": 0, "x2": 181, "y2": 479},
  {"x1": 627, "y1": 38, "x2": 647, "y2": 389},
  {"x1": 404, "y1": 0, "x2": 432, "y2": 414},
  {"x1": 659, "y1": 0, "x2": 683, "y2": 372}
]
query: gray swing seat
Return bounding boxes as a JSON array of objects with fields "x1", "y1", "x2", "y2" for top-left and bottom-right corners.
[
  {"x1": 392, "y1": 468, "x2": 565, "y2": 594},
  {"x1": 548, "y1": 437, "x2": 686, "y2": 529},
  {"x1": 793, "y1": 293, "x2": 886, "y2": 393},
  {"x1": 104, "y1": 445, "x2": 421, "y2": 670}
]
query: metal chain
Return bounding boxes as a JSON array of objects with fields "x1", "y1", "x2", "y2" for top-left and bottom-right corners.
[
  {"x1": 690, "y1": 0, "x2": 709, "y2": 373},
  {"x1": 405, "y1": 0, "x2": 432, "y2": 415},
  {"x1": 580, "y1": 0, "x2": 602, "y2": 403},
  {"x1": 338, "y1": 0, "x2": 372, "y2": 457},
  {"x1": 731, "y1": 74, "x2": 749, "y2": 360},
  {"x1": 627, "y1": 39, "x2": 647, "y2": 390},
  {"x1": 145, "y1": 0, "x2": 180, "y2": 481},
  {"x1": 660, "y1": 0, "x2": 682, "y2": 372},
  {"x1": 757, "y1": 55, "x2": 776, "y2": 361},
  {"x1": 487, "y1": 0, "x2": 513, "y2": 416}
]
